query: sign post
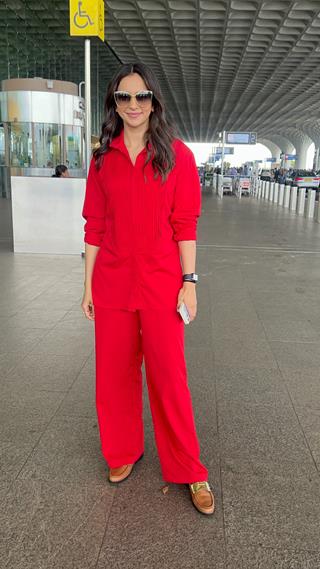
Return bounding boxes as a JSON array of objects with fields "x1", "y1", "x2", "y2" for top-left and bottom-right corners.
[
  {"x1": 70, "y1": 0, "x2": 105, "y2": 175},
  {"x1": 221, "y1": 130, "x2": 226, "y2": 177}
]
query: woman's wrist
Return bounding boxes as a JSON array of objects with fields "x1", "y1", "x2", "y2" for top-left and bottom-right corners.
[{"x1": 183, "y1": 281, "x2": 196, "y2": 288}]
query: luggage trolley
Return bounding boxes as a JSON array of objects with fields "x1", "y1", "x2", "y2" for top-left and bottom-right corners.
[
  {"x1": 222, "y1": 175, "x2": 233, "y2": 195},
  {"x1": 235, "y1": 175, "x2": 251, "y2": 198}
]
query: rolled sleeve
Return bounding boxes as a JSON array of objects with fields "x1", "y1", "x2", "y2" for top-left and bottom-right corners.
[
  {"x1": 82, "y1": 158, "x2": 106, "y2": 247},
  {"x1": 170, "y1": 146, "x2": 201, "y2": 242}
]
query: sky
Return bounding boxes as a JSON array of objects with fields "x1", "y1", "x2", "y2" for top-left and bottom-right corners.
[{"x1": 185, "y1": 142, "x2": 315, "y2": 169}]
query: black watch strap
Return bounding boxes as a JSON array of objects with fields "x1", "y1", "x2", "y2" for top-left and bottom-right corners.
[{"x1": 183, "y1": 273, "x2": 198, "y2": 284}]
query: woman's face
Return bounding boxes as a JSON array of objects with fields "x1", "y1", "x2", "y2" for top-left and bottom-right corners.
[{"x1": 115, "y1": 73, "x2": 154, "y2": 130}]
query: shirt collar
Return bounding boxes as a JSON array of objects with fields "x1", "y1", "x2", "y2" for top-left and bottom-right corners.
[{"x1": 109, "y1": 128, "x2": 151, "y2": 156}]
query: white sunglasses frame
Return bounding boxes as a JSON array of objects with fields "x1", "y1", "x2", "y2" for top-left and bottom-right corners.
[{"x1": 113, "y1": 90, "x2": 153, "y2": 107}]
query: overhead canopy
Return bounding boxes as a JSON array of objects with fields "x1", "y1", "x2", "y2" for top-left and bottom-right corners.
[{"x1": 1, "y1": 0, "x2": 320, "y2": 158}]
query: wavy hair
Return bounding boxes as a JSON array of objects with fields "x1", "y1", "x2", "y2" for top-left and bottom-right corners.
[{"x1": 93, "y1": 62, "x2": 176, "y2": 181}]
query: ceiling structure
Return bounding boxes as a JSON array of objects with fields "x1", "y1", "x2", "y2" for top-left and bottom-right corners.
[{"x1": 1, "y1": 1, "x2": 320, "y2": 165}]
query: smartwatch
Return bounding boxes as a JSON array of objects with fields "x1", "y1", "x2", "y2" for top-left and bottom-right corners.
[{"x1": 183, "y1": 273, "x2": 198, "y2": 284}]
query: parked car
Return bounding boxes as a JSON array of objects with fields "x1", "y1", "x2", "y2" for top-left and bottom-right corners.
[
  {"x1": 285, "y1": 170, "x2": 320, "y2": 189},
  {"x1": 260, "y1": 170, "x2": 272, "y2": 181}
]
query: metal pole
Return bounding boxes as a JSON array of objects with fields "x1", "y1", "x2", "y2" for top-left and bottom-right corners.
[
  {"x1": 85, "y1": 38, "x2": 91, "y2": 176},
  {"x1": 221, "y1": 130, "x2": 226, "y2": 177}
]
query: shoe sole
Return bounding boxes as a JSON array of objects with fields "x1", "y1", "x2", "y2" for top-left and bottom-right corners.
[{"x1": 108, "y1": 453, "x2": 144, "y2": 484}]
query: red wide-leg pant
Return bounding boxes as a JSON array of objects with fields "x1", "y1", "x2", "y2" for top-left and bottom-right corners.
[{"x1": 94, "y1": 306, "x2": 208, "y2": 483}]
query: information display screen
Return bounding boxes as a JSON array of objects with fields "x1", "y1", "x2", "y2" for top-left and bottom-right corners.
[
  {"x1": 226, "y1": 132, "x2": 257, "y2": 144},
  {"x1": 215, "y1": 147, "x2": 234, "y2": 155}
]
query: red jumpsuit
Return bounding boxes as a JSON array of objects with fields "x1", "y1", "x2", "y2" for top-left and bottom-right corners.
[{"x1": 82, "y1": 129, "x2": 208, "y2": 483}]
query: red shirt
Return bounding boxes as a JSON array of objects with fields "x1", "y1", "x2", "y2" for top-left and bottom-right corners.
[{"x1": 82, "y1": 129, "x2": 201, "y2": 311}]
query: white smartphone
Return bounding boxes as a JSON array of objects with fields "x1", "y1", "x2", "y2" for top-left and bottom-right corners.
[{"x1": 178, "y1": 302, "x2": 191, "y2": 325}]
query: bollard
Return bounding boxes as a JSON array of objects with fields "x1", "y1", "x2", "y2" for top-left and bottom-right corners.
[
  {"x1": 212, "y1": 173, "x2": 217, "y2": 193},
  {"x1": 278, "y1": 184, "x2": 284, "y2": 206},
  {"x1": 217, "y1": 175, "x2": 223, "y2": 199},
  {"x1": 296, "y1": 188, "x2": 306, "y2": 216},
  {"x1": 265, "y1": 181, "x2": 270, "y2": 200},
  {"x1": 290, "y1": 186, "x2": 297, "y2": 211},
  {"x1": 257, "y1": 179, "x2": 262, "y2": 199},
  {"x1": 283, "y1": 185, "x2": 290, "y2": 208},
  {"x1": 273, "y1": 183, "x2": 279, "y2": 203},
  {"x1": 261, "y1": 180, "x2": 265, "y2": 199},
  {"x1": 269, "y1": 182, "x2": 274, "y2": 202},
  {"x1": 305, "y1": 188, "x2": 316, "y2": 218}
]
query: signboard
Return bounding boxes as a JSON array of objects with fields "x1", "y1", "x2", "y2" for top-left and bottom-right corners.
[
  {"x1": 70, "y1": 0, "x2": 105, "y2": 41},
  {"x1": 215, "y1": 147, "x2": 234, "y2": 155},
  {"x1": 265, "y1": 157, "x2": 277, "y2": 163},
  {"x1": 226, "y1": 132, "x2": 257, "y2": 145},
  {"x1": 285, "y1": 154, "x2": 297, "y2": 161}
]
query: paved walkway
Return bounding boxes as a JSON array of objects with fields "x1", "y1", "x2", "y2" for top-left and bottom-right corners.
[{"x1": 1, "y1": 193, "x2": 320, "y2": 568}]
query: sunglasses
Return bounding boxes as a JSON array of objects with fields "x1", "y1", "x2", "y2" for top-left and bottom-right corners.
[{"x1": 114, "y1": 90, "x2": 153, "y2": 107}]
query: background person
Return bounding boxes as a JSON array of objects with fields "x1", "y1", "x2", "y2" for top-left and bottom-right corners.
[
  {"x1": 52, "y1": 164, "x2": 70, "y2": 178},
  {"x1": 81, "y1": 62, "x2": 215, "y2": 516}
]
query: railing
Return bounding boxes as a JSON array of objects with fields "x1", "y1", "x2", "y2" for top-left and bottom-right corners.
[{"x1": 254, "y1": 179, "x2": 320, "y2": 223}]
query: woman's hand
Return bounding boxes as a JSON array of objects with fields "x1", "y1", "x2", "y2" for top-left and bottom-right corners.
[
  {"x1": 177, "y1": 282, "x2": 197, "y2": 322},
  {"x1": 81, "y1": 286, "x2": 95, "y2": 321}
]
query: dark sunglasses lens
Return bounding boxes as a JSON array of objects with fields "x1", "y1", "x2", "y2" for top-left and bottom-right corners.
[
  {"x1": 136, "y1": 92, "x2": 153, "y2": 104},
  {"x1": 115, "y1": 92, "x2": 131, "y2": 105}
]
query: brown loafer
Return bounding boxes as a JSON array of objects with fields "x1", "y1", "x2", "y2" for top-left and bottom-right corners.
[
  {"x1": 189, "y1": 481, "x2": 215, "y2": 515},
  {"x1": 108, "y1": 453, "x2": 144, "y2": 484}
]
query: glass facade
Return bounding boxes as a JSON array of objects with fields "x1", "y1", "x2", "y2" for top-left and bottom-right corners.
[
  {"x1": 65, "y1": 126, "x2": 82, "y2": 169},
  {"x1": 34, "y1": 123, "x2": 62, "y2": 168},
  {"x1": 2, "y1": 123, "x2": 84, "y2": 170},
  {"x1": 9, "y1": 123, "x2": 33, "y2": 167}
]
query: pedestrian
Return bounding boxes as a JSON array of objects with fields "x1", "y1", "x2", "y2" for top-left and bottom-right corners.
[
  {"x1": 81, "y1": 62, "x2": 214, "y2": 515},
  {"x1": 51, "y1": 164, "x2": 70, "y2": 178}
]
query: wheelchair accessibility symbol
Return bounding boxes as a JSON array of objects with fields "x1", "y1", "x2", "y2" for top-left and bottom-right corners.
[
  {"x1": 74, "y1": 1, "x2": 94, "y2": 29},
  {"x1": 70, "y1": 0, "x2": 104, "y2": 41}
]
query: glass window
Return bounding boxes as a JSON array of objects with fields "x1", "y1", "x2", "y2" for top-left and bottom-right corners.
[
  {"x1": 0, "y1": 125, "x2": 5, "y2": 166},
  {"x1": 34, "y1": 123, "x2": 62, "y2": 168},
  {"x1": 9, "y1": 123, "x2": 33, "y2": 167},
  {"x1": 65, "y1": 126, "x2": 82, "y2": 169}
]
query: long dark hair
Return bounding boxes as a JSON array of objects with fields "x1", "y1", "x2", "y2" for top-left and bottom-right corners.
[
  {"x1": 51, "y1": 164, "x2": 68, "y2": 177},
  {"x1": 93, "y1": 62, "x2": 176, "y2": 181}
]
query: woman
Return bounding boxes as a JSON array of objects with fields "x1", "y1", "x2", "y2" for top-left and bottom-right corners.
[
  {"x1": 81, "y1": 62, "x2": 214, "y2": 516},
  {"x1": 52, "y1": 164, "x2": 70, "y2": 178}
]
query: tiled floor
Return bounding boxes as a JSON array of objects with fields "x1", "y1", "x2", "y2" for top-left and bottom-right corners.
[{"x1": 1, "y1": 193, "x2": 320, "y2": 568}]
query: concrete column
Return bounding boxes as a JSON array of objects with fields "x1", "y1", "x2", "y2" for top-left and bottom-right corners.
[
  {"x1": 295, "y1": 141, "x2": 309, "y2": 169},
  {"x1": 285, "y1": 132, "x2": 312, "y2": 170},
  {"x1": 313, "y1": 147, "x2": 319, "y2": 170},
  {"x1": 283, "y1": 185, "x2": 290, "y2": 208},
  {"x1": 297, "y1": 188, "x2": 306, "y2": 215},
  {"x1": 278, "y1": 184, "x2": 284, "y2": 206},
  {"x1": 290, "y1": 186, "x2": 297, "y2": 211},
  {"x1": 305, "y1": 189, "x2": 316, "y2": 218}
]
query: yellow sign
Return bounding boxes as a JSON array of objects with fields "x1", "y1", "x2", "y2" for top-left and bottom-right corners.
[{"x1": 70, "y1": 0, "x2": 104, "y2": 41}]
